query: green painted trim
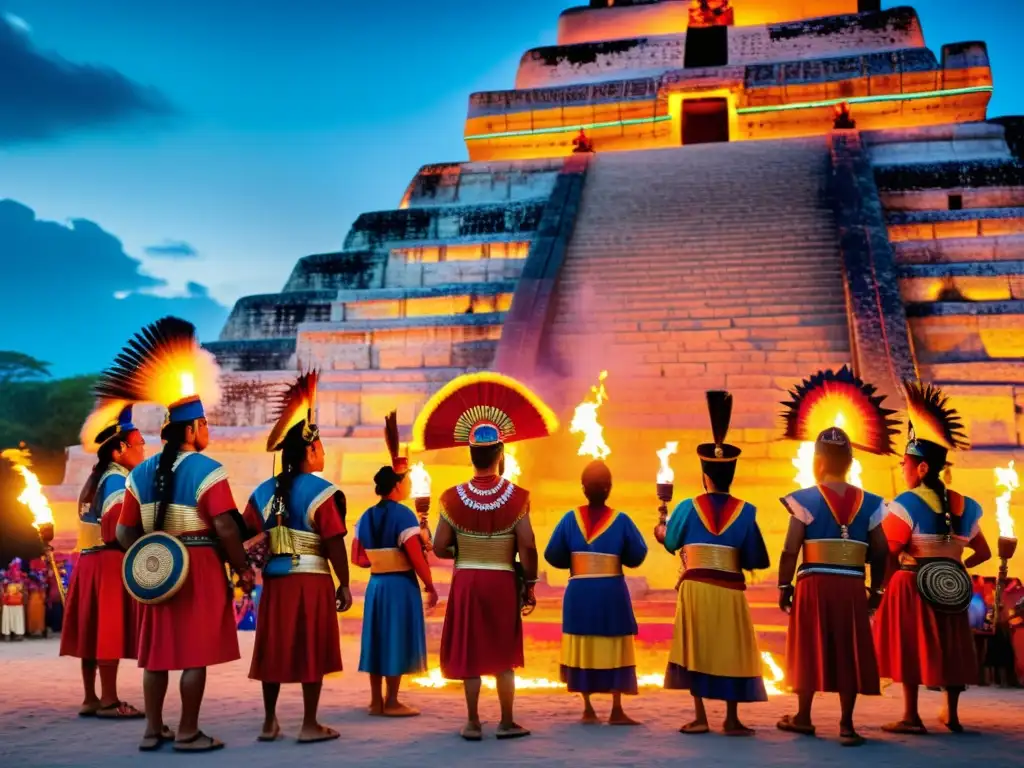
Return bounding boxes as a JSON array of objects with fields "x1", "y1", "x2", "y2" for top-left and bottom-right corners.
[
  {"x1": 465, "y1": 85, "x2": 994, "y2": 141},
  {"x1": 735, "y1": 85, "x2": 994, "y2": 115}
]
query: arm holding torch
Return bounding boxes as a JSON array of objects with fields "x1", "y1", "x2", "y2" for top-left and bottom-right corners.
[{"x1": 36, "y1": 523, "x2": 66, "y2": 606}]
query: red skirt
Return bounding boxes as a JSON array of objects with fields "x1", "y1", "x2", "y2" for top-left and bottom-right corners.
[
  {"x1": 249, "y1": 574, "x2": 342, "y2": 683},
  {"x1": 873, "y1": 570, "x2": 977, "y2": 688},
  {"x1": 786, "y1": 573, "x2": 879, "y2": 695},
  {"x1": 60, "y1": 549, "x2": 139, "y2": 661},
  {"x1": 137, "y1": 548, "x2": 240, "y2": 672},
  {"x1": 440, "y1": 569, "x2": 523, "y2": 679}
]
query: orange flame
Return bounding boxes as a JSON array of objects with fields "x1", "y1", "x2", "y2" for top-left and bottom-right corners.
[
  {"x1": 656, "y1": 441, "x2": 678, "y2": 484},
  {"x1": 570, "y1": 371, "x2": 610, "y2": 461},
  {"x1": 12, "y1": 464, "x2": 54, "y2": 529},
  {"x1": 503, "y1": 446, "x2": 522, "y2": 484},
  {"x1": 792, "y1": 412, "x2": 862, "y2": 488},
  {"x1": 995, "y1": 461, "x2": 1019, "y2": 539},
  {"x1": 410, "y1": 461, "x2": 432, "y2": 499}
]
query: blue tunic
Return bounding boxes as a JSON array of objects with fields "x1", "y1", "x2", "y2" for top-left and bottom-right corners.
[{"x1": 356, "y1": 500, "x2": 428, "y2": 677}]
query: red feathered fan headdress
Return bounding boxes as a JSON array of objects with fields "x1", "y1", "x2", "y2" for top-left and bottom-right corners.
[
  {"x1": 780, "y1": 366, "x2": 899, "y2": 455},
  {"x1": 410, "y1": 372, "x2": 559, "y2": 452},
  {"x1": 266, "y1": 371, "x2": 319, "y2": 452},
  {"x1": 903, "y1": 380, "x2": 969, "y2": 452}
]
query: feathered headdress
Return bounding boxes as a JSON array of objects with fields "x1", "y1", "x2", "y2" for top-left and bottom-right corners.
[
  {"x1": 266, "y1": 371, "x2": 319, "y2": 452},
  {"x1": 79, "y1": 401, "x2": 136, "y2": 453},
  {"x1": 384, "y1": 411, "x2": 409, "y2": 472},
  {"x1": 697, "y1": 391, "x2": 741, "y2": 464},
  {"x1": 780, "y1": 366, "x2": 899, "y2": 455},
  {"x1": 93, "y1": 316, "x2": 221, "y2": 426},
  {"x1": 903, "y1": 380, "x2": 969, "y2": 466},
  {"x1": 410, "y1": 372, "x2": 559, "y2": 452}
]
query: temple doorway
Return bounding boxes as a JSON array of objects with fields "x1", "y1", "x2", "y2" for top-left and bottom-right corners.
[
  {"x1": 681, "y1": 98, "x2": 730, "y2": 144},
  {"x1": 684, "y1": 25, "x2": 728, "y2": 68}
]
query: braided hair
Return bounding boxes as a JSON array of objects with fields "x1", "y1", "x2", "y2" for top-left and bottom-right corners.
[
  {"x1": 154, "y1": 422, "x2": 187, "y2": 532},
  {"x1": 271, "y1": 423, "x2": 312, "y2": 523},
  {"x1": 920, "y1": 462, "x2": 956, "y2": 538},
  {"x1": 78, "y1": 435, "x2": 123, "y2": 512}
]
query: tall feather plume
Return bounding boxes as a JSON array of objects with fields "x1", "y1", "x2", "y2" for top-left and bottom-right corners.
[
  {"x1": 780, "y1": 366, "x2": 900, "y2": 455},
  {"x1": 79, "y1": 400, "x2": 130, "y2": 454},
  {"x1": 903, "y1": 380, "x2": 970, "y2": 451},
  {"x1": 93, "y1": 317, "x2": 221, "y2": 409},
  {"x1": 384, "y1": 410, "x2": 401, "y2": 464},
  {"x1": 706, "y1": 391, "x2": 733, "y2": 447},
  {"x1": 266, "y1": 371, "x2": 319, "y2": 452}
]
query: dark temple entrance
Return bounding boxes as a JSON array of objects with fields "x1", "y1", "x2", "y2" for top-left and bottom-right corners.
[
  {"x1": 684, "y1": 25, "x2": 728, "y2": 68},
  {"x1": 681, "y1": 98, "x2": 730, "y2": 145}
]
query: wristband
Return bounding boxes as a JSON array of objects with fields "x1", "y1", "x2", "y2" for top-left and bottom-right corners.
[{"x1": 778, "y1": 584, "x2": 794, "y2": 591}]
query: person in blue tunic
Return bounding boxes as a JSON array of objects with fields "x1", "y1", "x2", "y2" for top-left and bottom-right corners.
[
  {"x1": 655, "y1": 391, "x2": 770, "y2": 736},
  {"x1": 353, "y1": 463, "x2": 438, "y2": 717},
  {"x1": 544, "y1": 460, "x2": 648, "y2": 725}
]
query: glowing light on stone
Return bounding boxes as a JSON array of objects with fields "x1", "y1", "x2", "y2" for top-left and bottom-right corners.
[
  {"x1": 410, "y1": 462, "x2": 432, "y2": 499},
  {"x1": 570, "y1": 371, "x2": 610, "y2": 461},
  {"x1": 995, "y1": 461, "x2": 1019, "y2": 539},
  {"x1": 656, "y1": 441, "x2": 679, "y2": 484},
  {"x1": 503, "y1": 446, "x2": 522, "y2": 484},
  {"x1": 792, "y1": 412, "x2": 862, "y2": 489}
]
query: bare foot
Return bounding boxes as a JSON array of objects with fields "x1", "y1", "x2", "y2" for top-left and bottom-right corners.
[
  {"x1": 367, "y1": 702, "x2": 384, "y2": 716},
  {"x1": 382, "y1": 701, "x2": 421, "y2": 717},
  {"x1": 679, "y1": 720, "x2": 710, "y2": 734},
  {"x1": 580, "y1": 707, "x2": 600, "y2": 725},
  {"x1": 608, "y1": 710, "x2": 641, "y2": 726},
  {"x1": 938, "y1": 711, "x2": 964, "y2": 734},
  {"x1": 297, "y1": 723, "x2": 340, "y2": 744},
  {"x1": 257, "y1": 719, "x2": 280, "y2": 742}
]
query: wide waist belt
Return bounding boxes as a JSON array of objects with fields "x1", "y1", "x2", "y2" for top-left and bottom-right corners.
[
  {"x1": 570, "y1": 552, "x2": 623, "y2": 578},
  {"x1": 80, "y1": 543, "x2": 122, "y2": 556},
  {"x1": 683, "y1": 544, "x2": 740, "y2": 574},
  {"x1": 367, "y1": 548, "x2": 412, "y2": 574},
  {"x1": 265, "y1": 554, "x2": 331, "y2": 576},
  {"x1": 77, "y1": 520, "x2": 105, "y2": 552},
  {"x1": 802, "y1": 539, "x2": 868, "y2": 568},
  {"x1": 455, "y1": 533, "x2": 516, "y2": 572},
  {"x1": 178, "y1": 534, "x2": 217, "y2": 548},
  {"x1": 905, "y1": 538, "x2": 965, "y2": 565}
]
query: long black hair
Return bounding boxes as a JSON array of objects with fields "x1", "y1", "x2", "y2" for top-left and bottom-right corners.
[
  {"x1": 154, "y1": 422, "x2": 188, "y2": 532},
  {"x1": 271, "y1": 424, "x2": 310, "y2": 522},
  {"x1": 913, "y1": 456, "x2": 956, "y2": 537},
  {"x1": 78, "y1": 435, "x2": 124, "y2": 512}
]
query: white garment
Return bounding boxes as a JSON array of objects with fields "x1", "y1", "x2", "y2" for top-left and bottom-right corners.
[{"x1": 1, "y1": 604, "x2": 25, "y2": 636}]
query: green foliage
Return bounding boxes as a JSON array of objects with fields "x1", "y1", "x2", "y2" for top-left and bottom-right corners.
[{"x1": 0, "y1": 353, "x2": 97, "y2": 483}]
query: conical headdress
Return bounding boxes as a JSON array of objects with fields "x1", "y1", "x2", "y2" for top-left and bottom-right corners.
[
  {"x1": 384, "y1": 411, "x2": 409, "y2": 472},
  {"x1": 697, "y1": 391, "x2": 740, "y2": 463}
]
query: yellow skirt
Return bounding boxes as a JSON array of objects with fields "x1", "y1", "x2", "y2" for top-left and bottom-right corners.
[
  {"x1": 561, "y1": 633, "x2": 636, "y2": 670},
  {"x1": 669, "y1": 579, "x2": 762, "y2": 679}
]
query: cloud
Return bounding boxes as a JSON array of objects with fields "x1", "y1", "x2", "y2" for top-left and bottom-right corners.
[
  {"x1": 2, "y1": 13, "x2": 29, "y2": 34},
  {"x1": 0, "y1": 199, "x2": 228, "y2": 377},
  {"x1": 0, "y1": 15, "x2": 173, "y2": 144},
  {"x1": 145, "y1": 239, "x2": 199, "y2": 259}
]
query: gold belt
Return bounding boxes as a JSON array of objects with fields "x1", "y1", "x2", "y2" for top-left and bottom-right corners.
[
  {"x1": 455, "y1": 533, "x2": 516, "y2": 572},
  {"x1": 906, "y1": 537, "x2": 965, "y2": 564},
  {"x1": 570, "y1": 552, "x2": 623, "y2": 578},
  {"x1": 77, "y1": 520, "x2": 105, "y2": 552},
  {"x1": 368, "y1": 548, "x2": 412, "y2": 574},
  {"x1": 288, "y1": 529, "x2": 323, "y2": 556},
  {"x1": 140, "y1": 502, "x2": 207, "y2": 535},
  {"x1": 266, "y1": 554, "x2": 331, "y2": 576},
  {"x1": 803, "y1": 539, "x2": 868, "y2": 567},
  {"x1": 683, "y1": 544, "x2": 740, "y2": 574}
]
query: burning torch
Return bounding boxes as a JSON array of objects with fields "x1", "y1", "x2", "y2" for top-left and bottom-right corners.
[
  {"x1": 993, "y1": 461, "x2": 1019, "y2": 626},
  {"x1": 12, "y1": 462, "x2": 66, "y2": 605},
  {"x1": 654, "y1": 441, "x2": 678, "y2": 542},
  {"x1": 409, "y1": 462, "x2": 433, "y2": 552}
]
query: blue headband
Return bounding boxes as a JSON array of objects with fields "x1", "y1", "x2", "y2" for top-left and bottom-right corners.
[{"x1": 167, "y1": 396, "x2": 205, "y2": 424}]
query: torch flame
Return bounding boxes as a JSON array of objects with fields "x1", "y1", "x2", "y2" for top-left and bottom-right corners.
[
  {"x1": 413, "y1": 652, "x2": 786, "y2": 695},
  {"x1": 503, "y1": 446, "x2": 522, "y2": 484},
  {"x1": 409, "y1": 461, "x2": 432, "y2": 499},
  {"x1": 995, "y1": 461, "x2": 1019, "y2": 539},
  {"x1": 570, "y1": 371, "x2": 610, "y2": 461},
  {"x1": 12, "y1": 464, "x2": 54, "y2": 529},
  {"x1": 656, "y1": 441, "x2": 679, "y2": 484},
  {"x1": 792, "y1": 412, "x2": 862, "y2": 488}
]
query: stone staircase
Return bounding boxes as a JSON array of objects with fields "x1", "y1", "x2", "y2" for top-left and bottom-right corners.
[{"x1": 543, "y1": 138, "x2": 852, "y2": 430}]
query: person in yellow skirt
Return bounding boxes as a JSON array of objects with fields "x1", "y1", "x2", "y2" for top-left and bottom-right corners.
[{"x1": 655, "y1": 391, "x2": 770, "y2": 735}]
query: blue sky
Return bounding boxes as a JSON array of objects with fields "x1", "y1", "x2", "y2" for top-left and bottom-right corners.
[{"x1": 0, "y1": 0, "x2": 1020, "y2": 376}]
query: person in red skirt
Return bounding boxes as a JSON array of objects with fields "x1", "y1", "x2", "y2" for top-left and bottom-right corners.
[
  {"x1": 106, "y1": 317, "x2": 255, "y2": 753},
  {"x1": 874, "y1": 381, "x2": 992, "y2": 735},
  {"x1": 776, "y1": 368, "x2": 898, "y2": 745},
  {"x1": 60, "y1": 403, "x2": 146, "y2": 720},
  {"x1": 242, "y1": 371, "x2": 353, "y2": 744},
  {"x1": 413, "y1": 372, "x2": 559, "y2": 741}
]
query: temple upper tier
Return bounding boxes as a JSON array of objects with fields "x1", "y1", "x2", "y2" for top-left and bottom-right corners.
[{"x1": 465, "y1": 3, "x2": 991, "y2": 161}]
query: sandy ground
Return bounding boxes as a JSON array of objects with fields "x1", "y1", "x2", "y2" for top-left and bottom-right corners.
[{"x1": 1, "y1": 634, "x2": 1022, "y2": 768}]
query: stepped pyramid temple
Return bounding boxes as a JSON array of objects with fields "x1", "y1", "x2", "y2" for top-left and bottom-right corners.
[{"x1": 58, "y1": 1, "x2": 1022, "y2": 628}]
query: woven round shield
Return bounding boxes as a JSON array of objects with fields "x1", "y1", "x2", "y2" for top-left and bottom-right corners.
[
  {"x1": 122, "y1": 532, "x2": 190, "y2": 605},
  {"x1": 916, "y1": 559, "x2": 972, "y2": 614}
]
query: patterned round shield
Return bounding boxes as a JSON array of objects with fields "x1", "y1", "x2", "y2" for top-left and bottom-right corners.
[
  {"x1": 917, "y1": 559, "x2": 972, "y2": 614},
  {"x1": 122, "y1": 532, "x2": 190, "y2": 605}
]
